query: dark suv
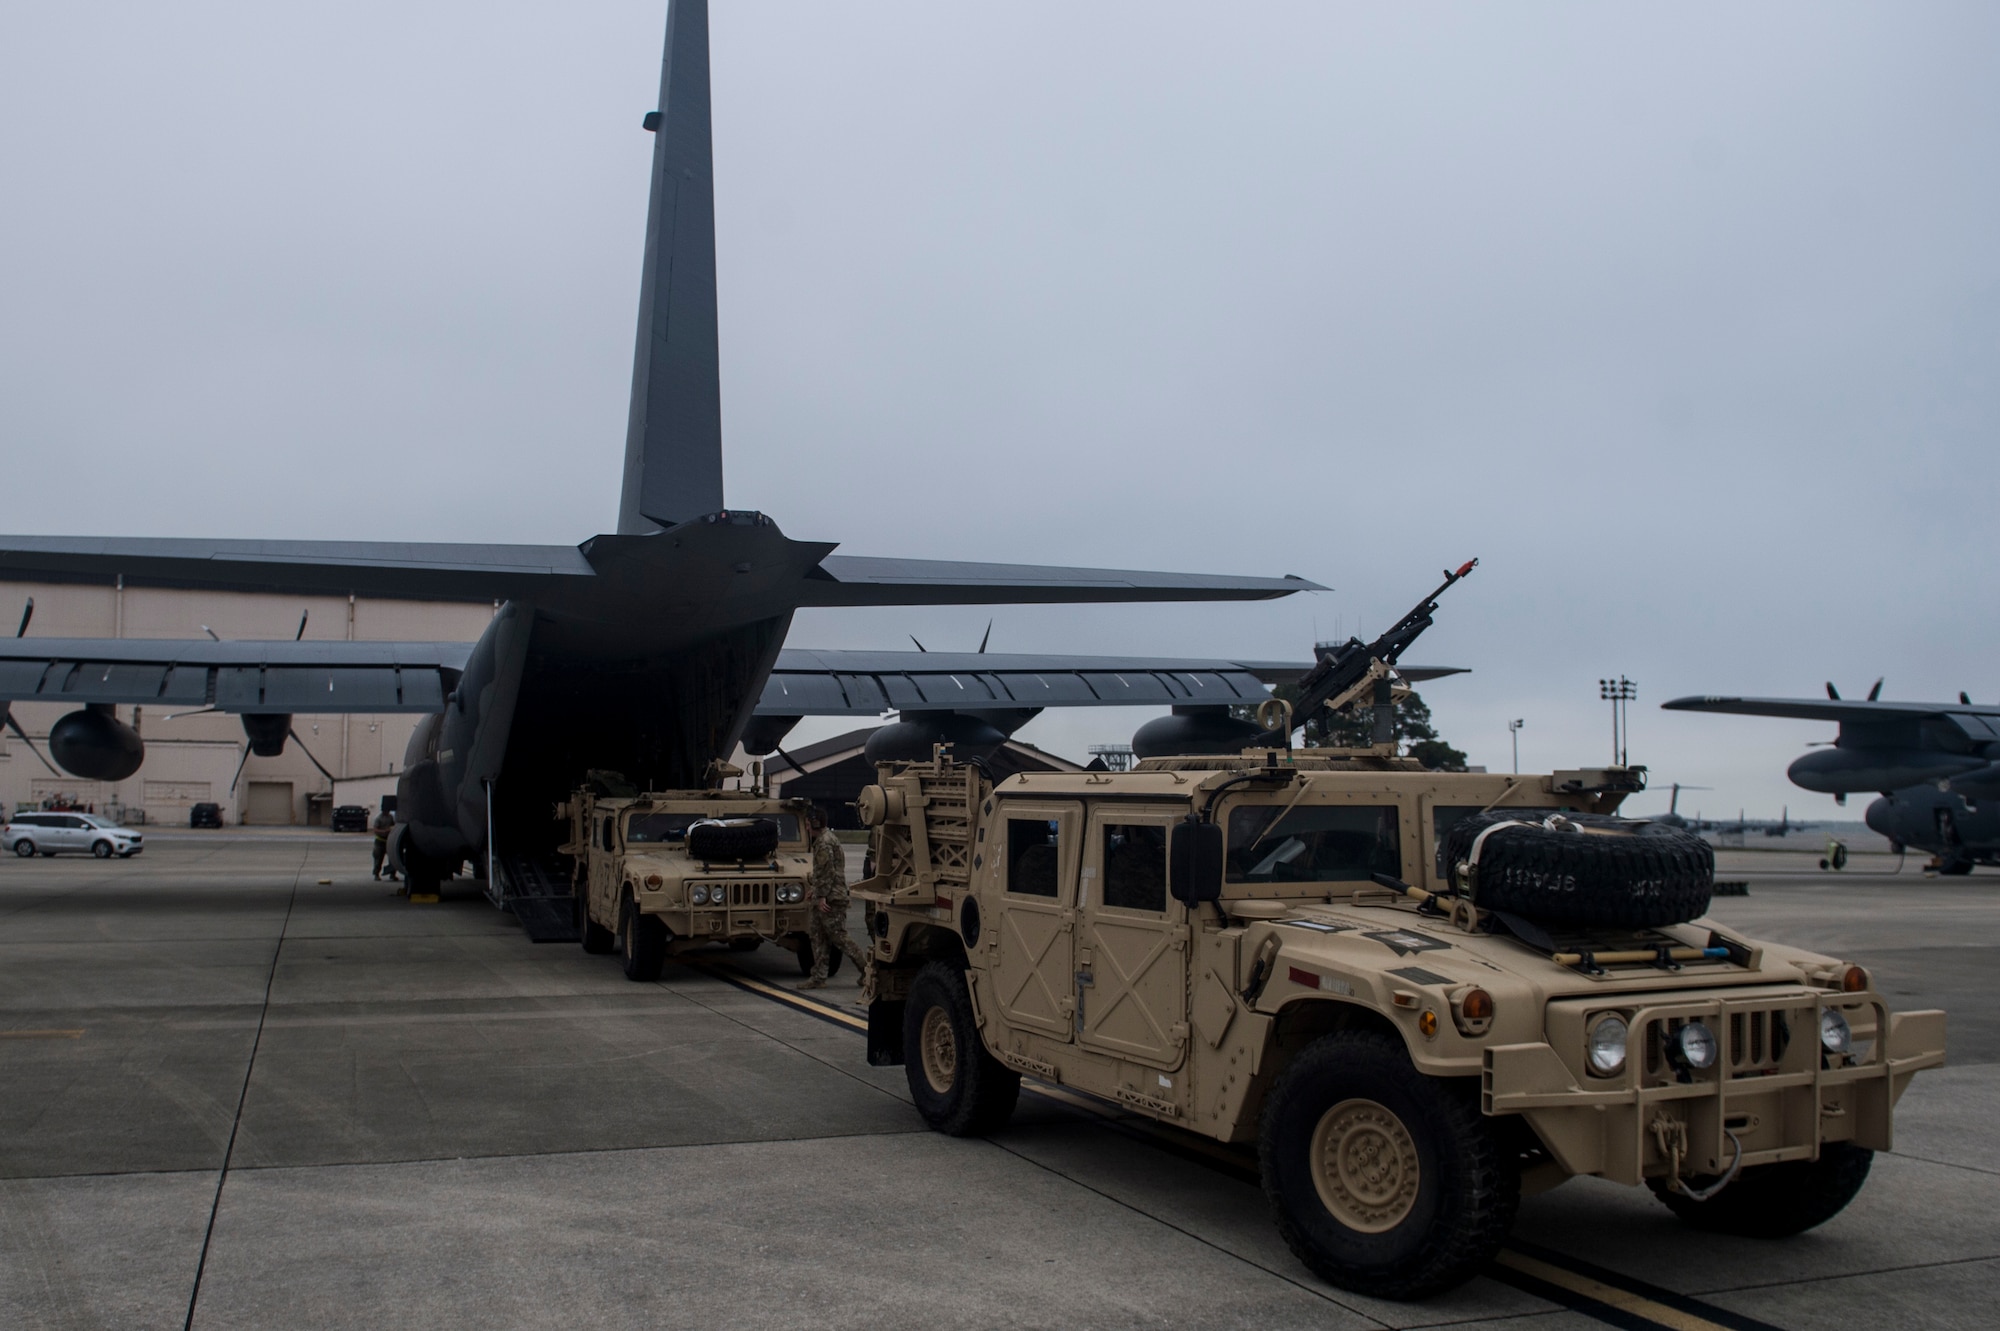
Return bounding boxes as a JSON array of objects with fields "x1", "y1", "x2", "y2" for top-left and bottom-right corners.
[
  {"x1": 329, "y1": 805, "x2": 370, "y2": 833},
  {"x1": 189, "y1": 803, "x2": 223, "y2": 829}
]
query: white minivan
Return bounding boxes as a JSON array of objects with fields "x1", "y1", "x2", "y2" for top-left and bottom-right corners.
[{"x1": 4, "y1": 812, "x2": 144, "y2": 859}]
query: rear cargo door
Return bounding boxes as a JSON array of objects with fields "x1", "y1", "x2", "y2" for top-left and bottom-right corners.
[
  {"x1": 989, "y1": 801, "x2": 1079, "y2": 1040},
  {"x1": 1077, "y1": 806, "x2": 1188, "y2": 1072}
]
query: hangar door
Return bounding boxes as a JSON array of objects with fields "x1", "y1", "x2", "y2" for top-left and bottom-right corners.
[{"x1": 244, "y1": 781, "x2": 294, "y2": 826}]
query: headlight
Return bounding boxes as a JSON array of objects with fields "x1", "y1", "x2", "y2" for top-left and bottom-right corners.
[
  {"x1": 1587, "y1": 1015, "x2": 1629, "y2": 1076},
  {"x1": 691, "y1": 886, "x2": 709, "y2": 906},
  {"x1": 1668, "y1": 1021, "x2": 1718, "y2": 1070},
  {"x1": 1820, "y1": 1008, "x2": 1852, "y2": 1055}
]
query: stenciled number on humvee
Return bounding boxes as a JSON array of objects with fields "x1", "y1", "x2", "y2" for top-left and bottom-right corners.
[
  {"x1": 852, "y1": 747, "x2": 1947, "y2": 1300},
  {"x1": 560, "y1": 785, "x2": 830, "y2": 981}
]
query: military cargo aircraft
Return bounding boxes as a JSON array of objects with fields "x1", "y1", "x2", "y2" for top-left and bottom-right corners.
[
  {"x1": 1664, "y1": 687, "x2": 2000, "y2": 873},
  {"x1": 0, "y1": 0, "x2": 1319, "y2": 903}
]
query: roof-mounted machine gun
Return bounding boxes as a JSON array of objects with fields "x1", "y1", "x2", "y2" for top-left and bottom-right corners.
[{"x1": 1253, "y1": 560, "x2": 1478, "y2": 749}]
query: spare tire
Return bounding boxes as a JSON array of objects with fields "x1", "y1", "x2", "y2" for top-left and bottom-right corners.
[
  {"x1": 1438, "y1": 811, "x2": 1714, "y2": 929},
  {"x1": 686, "y1": 818, "x2": 780, "y2": 863}
]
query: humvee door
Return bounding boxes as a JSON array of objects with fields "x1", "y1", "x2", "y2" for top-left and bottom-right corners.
[
  {"x1": 1077, "y1": 807, "x2": 1189, "y2": 1071},
  {"x1": 989, "y1": 802, "x2": 1080, "y2": 1040}
]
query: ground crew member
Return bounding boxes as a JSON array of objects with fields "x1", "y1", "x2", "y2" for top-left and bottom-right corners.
[
  {"x1": 798, "y1": 807, "x2": 866, "y2": 990},
  {"x1": 371, "y1": 808, "x2": 398, "y2": 883}
]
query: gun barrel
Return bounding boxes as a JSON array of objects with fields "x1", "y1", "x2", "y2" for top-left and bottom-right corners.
[{"x1": 1268, "y1": 559, "x2": 1477, "y2": 743}]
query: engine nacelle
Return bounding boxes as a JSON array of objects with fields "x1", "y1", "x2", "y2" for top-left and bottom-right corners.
[
  {"x1": 1132, "y1": 706, "x2": 1263, "y2": 759},
  {"x1": 49, "y1": 704, "x2": 145, "y2": 782},
  {"x1": 1787, "y1": 745, "x2": 1982, "y2": 794},
  {"x1": 864, "y1": 711, "x2": 1009, "y2": 764},
  {"x1": 241, "y1": 713, "x2": 291, "y2": 757}
]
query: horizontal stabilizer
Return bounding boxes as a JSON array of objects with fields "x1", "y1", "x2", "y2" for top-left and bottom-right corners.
[
  {"x1": 0, "y1": 535, "x2": 589, "y2": 602},
  {"x1": 802, "y1": 557, "x2": 1323, "y2": 606}
]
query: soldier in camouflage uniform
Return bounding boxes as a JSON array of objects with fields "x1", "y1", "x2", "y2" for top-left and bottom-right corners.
[{"x1": 798, "y1": 807, "x2": 866, "y2": 989}]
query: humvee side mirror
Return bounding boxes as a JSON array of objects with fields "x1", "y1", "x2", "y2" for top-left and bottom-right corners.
[{"x1": 1170, "y1": 819, "x2": 1224, "y2": 906}]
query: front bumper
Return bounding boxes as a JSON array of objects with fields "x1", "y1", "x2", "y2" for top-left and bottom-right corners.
[
  {"x1": 1483, "y1": 989, "x2": 1946, "y2": 1186},
  {"x1": 641, "y1": 903, "x2": 811, "y2": 942}
]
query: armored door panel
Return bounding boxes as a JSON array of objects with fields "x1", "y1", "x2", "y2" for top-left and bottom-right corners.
[
  {"x1": 1078, "y1": 810, "x2": 1188, "y2": 1072},
  {"x1": 989, "y1": 803, "x2": 1078, "y2": 1040}
]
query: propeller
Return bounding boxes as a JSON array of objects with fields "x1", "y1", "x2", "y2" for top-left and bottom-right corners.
[
  {"x1": 1825, "y1": 678, "x2": 1884, "y2": 702},
  {"x1": 228, "y1": 743, "x2": 252, "y2": 793},
  {"x1": 295, "y1": 610, "x2": 308, "y2": 642},
  {"x1": 4, "y1": 597, "x2": 61, "y2": 774},
  {"x1": 289, "y1": 726, "x2": 335, "y2": 783},
  {"x1": 1962, "y1": 692, "x2": 1972, "y2": 706},
  {"x1": 3, "y1": 706, "x2": 61, "y2": 776},
  {"x1": 1869, "y1": 678, "x2": 1883, "y2": 701},
  {"x1": 909, "y1": 621, "x2": 995, "y2": 654}
]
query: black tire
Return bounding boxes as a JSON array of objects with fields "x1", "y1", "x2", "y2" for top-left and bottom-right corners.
[
  {"x1": 618, "y1": 892, "x2": 665, "y2": 981},
  {"x1": 1260, "y1": 1031, "x2": 1518, "y2": 1300},
  {"x1": 577, "y1": 891, "x2": 615, "y2": 955},
  {"x1": 91, "y1": 840, "x2": 113, "y2": 859},
  {"x1": 1651, "y1": 1143, "x2": 1872, "y2": 1238},
  {"x1": 791, "y1": 932, "x2": 842, "y2": 977},
  {"x1": 1939, "y1": 859, "x2": 1974, "y2": 877},
  {"x1": 902, "y1": 962, "x2": 1020, "y2": 1136},
  {"x1": 12, "y1": 840, "x2": 34, "y2": 858},
  {"x1": 40, "y1": 850, "x2": 56, "y2": 858},
  {"x1": 1439, "y1": 810, "x2": 1714, "y2": 928},
  {"x1": 686, "y1": 818, "x2": 780, "y2": 863},
  {"x1": 727, "y1": 937, "x2": 762, "y2": 953}
]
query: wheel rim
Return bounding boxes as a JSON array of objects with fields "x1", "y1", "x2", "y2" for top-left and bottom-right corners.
[
  {"x1": 1308, "y1": 1097, "x2": 1421, "y2": 1233},
  {"x1": 918, "y1": 1005, "x2": 957, "y2": 1095}
]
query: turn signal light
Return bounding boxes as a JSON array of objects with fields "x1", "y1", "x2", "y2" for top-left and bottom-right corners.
[
  {"x1": 1841, "y1": 965, "x2": 1869, "y2": 993},
  {"x1": 644, "y1": 874, "x2": 663, "y2": 888},
  {"x1": 1450, "y1": 986, "x2": 1496, "y2": 1036},
  {"x1": 1417, "y1": 1010, "x2": 1439, "y2": 1039}
]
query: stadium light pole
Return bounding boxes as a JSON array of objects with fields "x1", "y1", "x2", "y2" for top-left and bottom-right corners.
[
  {"x1": 1508, "y1": 718, "x2": 1524, "y2": 774},
  {"x1": 1599, "y1": 677, "x2": 1637, "y2": 767}
]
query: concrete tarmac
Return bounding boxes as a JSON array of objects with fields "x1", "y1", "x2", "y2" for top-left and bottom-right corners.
[{"x1": 1, "y1": 840, "x2": 1992, "y2": 1329}]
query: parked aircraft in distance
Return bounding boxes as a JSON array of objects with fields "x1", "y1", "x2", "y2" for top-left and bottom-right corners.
[{"x1": 1665, "y1": 684, "x2": 2000, "y2": 873}]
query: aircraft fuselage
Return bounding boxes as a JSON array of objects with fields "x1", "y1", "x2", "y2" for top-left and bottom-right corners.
[{"x1": 1864, "y1": 785, "x2": 2000, "y2": 869}]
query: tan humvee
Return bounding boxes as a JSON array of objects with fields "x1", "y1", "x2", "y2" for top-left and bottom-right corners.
[
  {"x1": 559, "y1": 787, "x2": 821, "y2": 981},
  {"x1": 853, "y1": 747, "x2": 1947, "y2": 1300}
]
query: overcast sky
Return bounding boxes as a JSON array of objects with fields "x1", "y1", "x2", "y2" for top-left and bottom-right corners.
[{"x1": 4, "y1": 1, "x2": 1996, "y2": 818}]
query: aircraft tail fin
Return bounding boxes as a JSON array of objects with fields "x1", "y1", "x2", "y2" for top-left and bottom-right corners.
[{"x1": 618, "y1": 0, "x2": 724, "y2": 535}]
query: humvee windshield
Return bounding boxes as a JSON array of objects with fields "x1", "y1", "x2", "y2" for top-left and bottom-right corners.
[
  {"x1": 1226, "y1": 804, "x2": 1400, "y2": 883},
  {"x1": 625, "y1": 811, "x2": 803, "y2": 844}
]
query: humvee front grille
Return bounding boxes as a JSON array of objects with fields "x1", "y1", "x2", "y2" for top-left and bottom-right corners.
[
  {"x1": 1643, "y1": 1001, "x2": 1797, "y2": 1080},
  {"x1": 728, "y1": 882, "x2": 771, "y2": 908}
]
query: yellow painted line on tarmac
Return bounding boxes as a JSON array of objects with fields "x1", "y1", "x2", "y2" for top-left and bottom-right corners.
[
  {"x1": 1493, "y1": 1249, "x2": 1744, "y2": 1331},
  {"x1": 697, "y1": 962, "x2": 867, "y2": 1032},
  {"x1": 0, "y1": 1029, "x2": 84, "y2": 1039}
]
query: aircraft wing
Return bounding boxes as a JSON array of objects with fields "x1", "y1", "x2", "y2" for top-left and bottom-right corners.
[
  {"x1": 0, "y1": 535, "x2": 1318, "y2": 607},
  {"x1": 757, "y1": 651, "x2": 1464, "y2": 715},
  {"x1": 1662, "y1": 695, "x2": 2000, "y2": 728},
  {"x1": 0, "y1": 638, "x2": 471, "y2": 713}
]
